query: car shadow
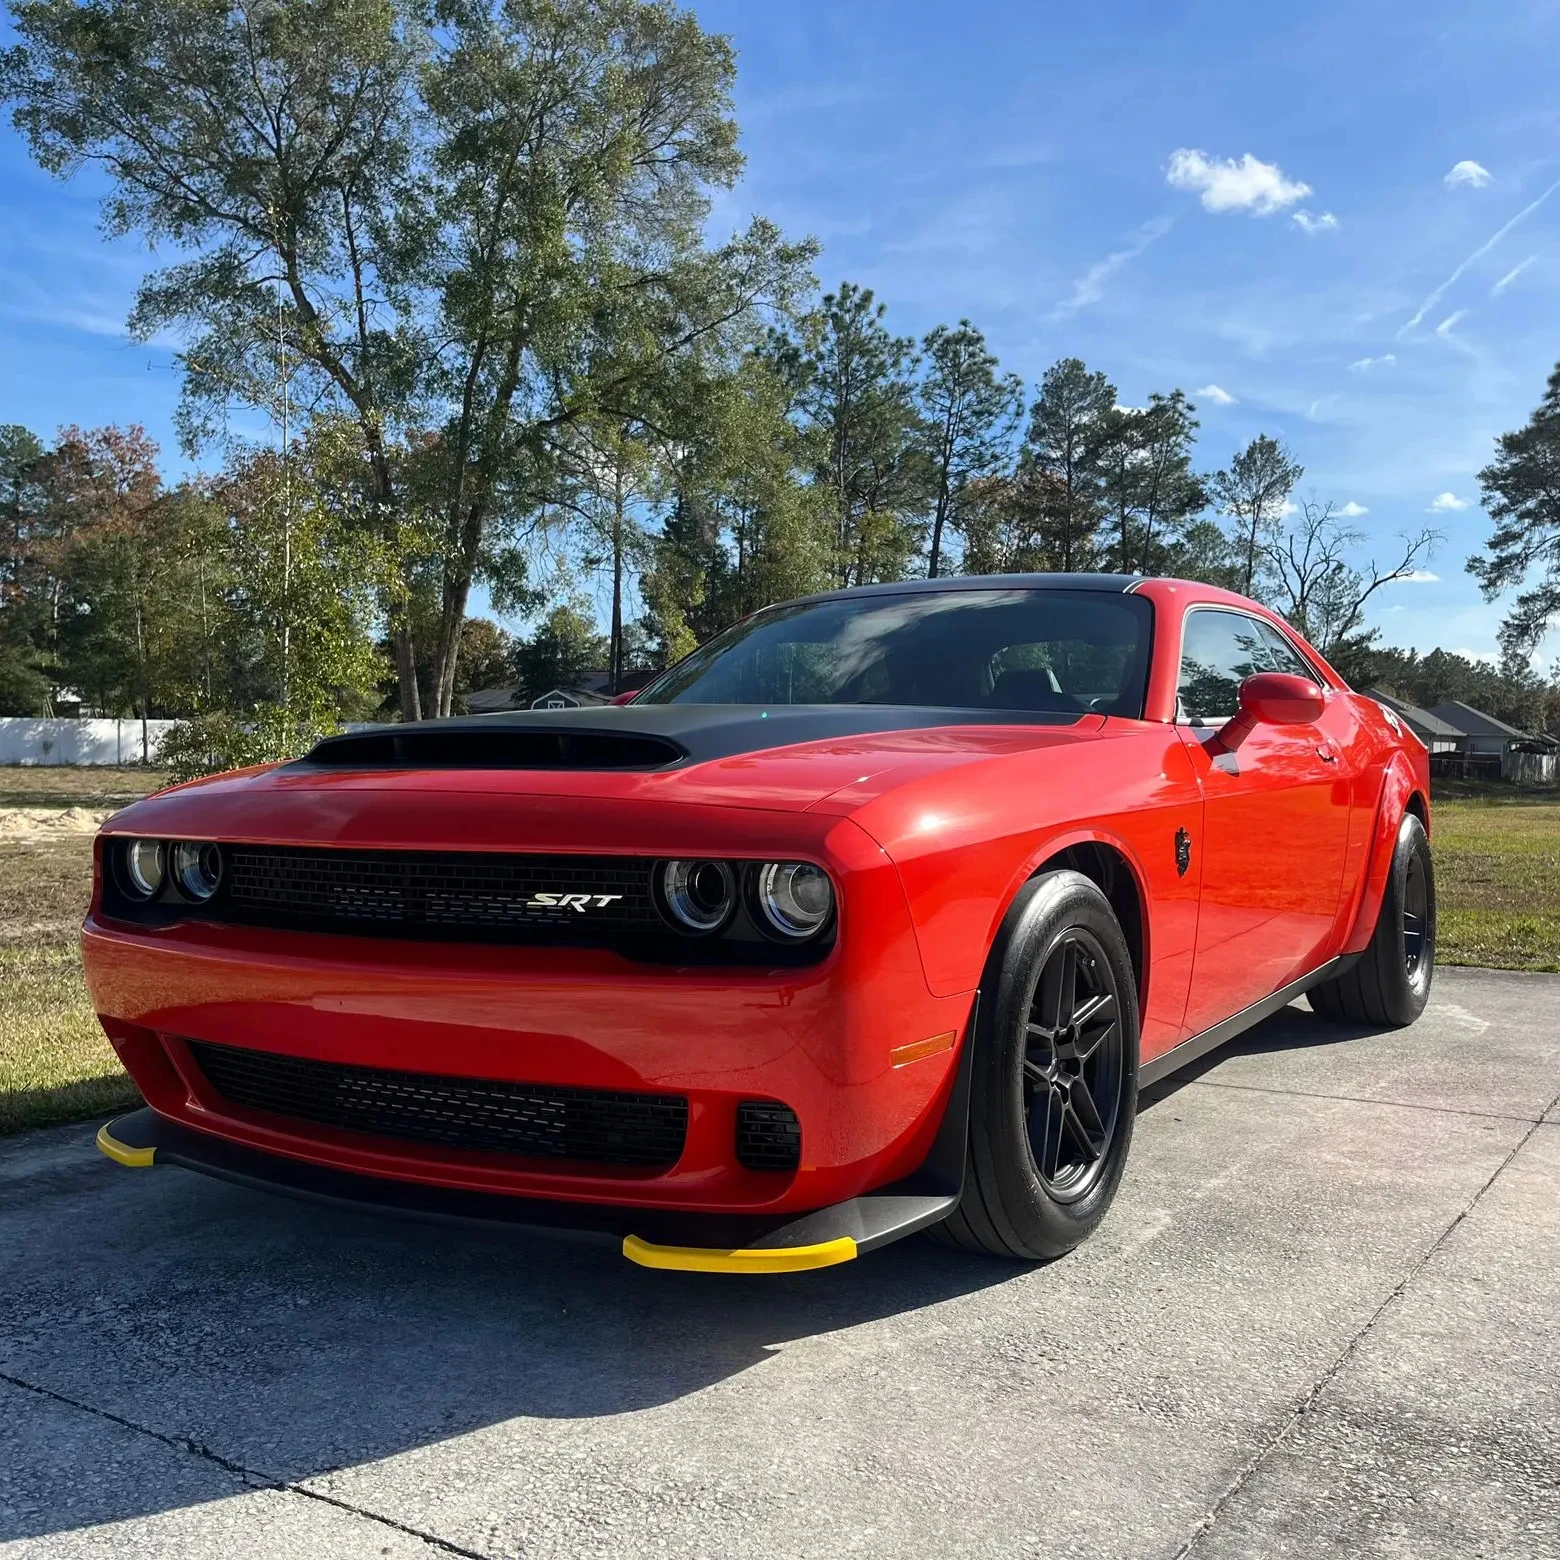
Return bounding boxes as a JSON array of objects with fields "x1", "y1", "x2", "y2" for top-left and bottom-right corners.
[
  {"x1": 0, "y1": 1148, "x2": 1019, "y2": 1544},
  {"x1": 1136, "y1": 998, "x2": 1386, "y2": 1112}
]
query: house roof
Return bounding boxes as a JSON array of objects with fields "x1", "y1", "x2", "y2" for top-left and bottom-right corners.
[
  {"x1": 1426, "y1": 700, "x2": 1532, "y2": 740},
  {"x1": 1363, "y1": 689, "x2": 1464, "y2": 741}
]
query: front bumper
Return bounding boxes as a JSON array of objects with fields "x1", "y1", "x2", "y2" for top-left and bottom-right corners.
[{"x1": 97, "y1": 1013, "x2": 970, "y2": 1272}]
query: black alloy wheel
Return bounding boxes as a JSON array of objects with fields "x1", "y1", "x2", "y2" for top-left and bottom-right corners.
[
  {"x1": 1022, "y1": 931, "x2": 1124, "y2": 1202},
  {"x1": 1402, "y1": 850, "x2": 1430, "y2": 979},
  {"x1": 932, "y1": 869, "x2": 1140, "y2": 1262}
]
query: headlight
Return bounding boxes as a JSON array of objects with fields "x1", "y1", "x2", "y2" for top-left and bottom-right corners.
[
  {"x1": 118, "y1": 838, "x2": 166, "y2": 900},
  {"x1": 755, "y1": 862, "x2": 834, "y2": 940},
  {"x1": 657, "y1": 859, "x2": 736, "y2": 934},
  {"x1": 172, "y1": 840, "x2": 223, "y2": 901}
]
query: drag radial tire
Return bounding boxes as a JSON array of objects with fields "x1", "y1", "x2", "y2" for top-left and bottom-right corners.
[
  {"x1": 932, "y1": 871, "x2": 1140, "y2": 1261},
  {"x1": 1310, "y1": 811, "x2": 1436, "y2": 1028}
]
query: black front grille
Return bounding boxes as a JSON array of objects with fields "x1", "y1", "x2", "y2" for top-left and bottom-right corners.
[
  {"x1": 187, "y1": 1040, "x2": 688, "y2": 1168},
  {"x1": 220, "y1": 847, "x2": 658, "y2": 940},
  {"x1": 735, "y1": 1100, "x2": 801, "y2": 1172}
]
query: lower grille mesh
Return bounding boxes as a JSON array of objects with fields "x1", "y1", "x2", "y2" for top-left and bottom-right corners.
[
  {"x1": 735, "y1": 1100, "x2": 802, "y2": 1172},
  {"x1": 186, "y1": 1041, "x2": 688, "y2": 1168}
]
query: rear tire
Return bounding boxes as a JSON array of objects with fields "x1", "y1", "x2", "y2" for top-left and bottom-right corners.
[
  {"x1": 933, "y1": 871, "x2": 1139, "y2": 1261},
  {"x1": 1310, "y1": 812, "x2": 1435, "y2": 1028}
]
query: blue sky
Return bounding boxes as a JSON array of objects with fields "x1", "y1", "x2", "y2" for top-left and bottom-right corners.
[{"x1": 3, "y1": 0, "x2": 1559, "y2": 666}]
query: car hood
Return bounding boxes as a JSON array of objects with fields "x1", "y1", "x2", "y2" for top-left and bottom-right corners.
[{"x1": 107, "y1": 705, "x2": 1106, "y2": 845}]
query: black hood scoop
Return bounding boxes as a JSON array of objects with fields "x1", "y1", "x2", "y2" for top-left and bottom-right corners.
[
  {"x1": 300, "y1": 703, "x2": 1081, "y2": 773},
  {"x1": 301, "y1": 725, "x2": 686, "y2": 772}
]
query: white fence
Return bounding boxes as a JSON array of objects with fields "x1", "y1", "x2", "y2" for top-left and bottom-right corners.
[{"x1": 0, "y1": 718, "x2": 178, "y2": 766}]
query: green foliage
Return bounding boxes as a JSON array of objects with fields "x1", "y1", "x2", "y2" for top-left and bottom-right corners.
[
  {"x1": 1470, "y1": 361, "x2": 1560, "y2": 658},
  {"x1": 916, "y1": 323, "x2": 1023, "y2": 578},
  {"x1": 158, "y1": 705, "x2": 338, "y2": 784},
  {"x1": 1018, "y1": 358, "x2": 1116, "y2": 572},
  {"x1": 513, "y1": 602, "x2": 609, "y2": 697},
  {"x1": 791, "y1": 282, "x2": 929, "y2": 588},
  {"x1": 1208, "y1": 435, "x2": 1303, "y2": 597}
]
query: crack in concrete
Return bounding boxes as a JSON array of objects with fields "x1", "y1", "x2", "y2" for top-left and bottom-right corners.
[
  {"x1": 1186, "y1": 1077, "x2": 1545, "y2": 1124},
  {"x1": 1171, "y1": 1082, "x2": 1560, "y2": 1559},
  {"x1": 0, "y1": 1369, "x2": 494, "y2": 1560}
]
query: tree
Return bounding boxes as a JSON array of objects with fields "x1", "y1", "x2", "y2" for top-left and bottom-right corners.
[
  {"x1": 1469, "y1": 361, "x2": 1560, "y2": 658},
  {"x1": 916, "y1": 322, "x2": 1022, "y2": 578},
  {"x1": 1263, "y1": 496, "x2": 1439, "y2": 681},
  {"x1": 0, "y1": 424, "x2": 50, "y2": 713},
  {"x1": 1021, "y1": 358, "x2": 1116, "y2": 571},
  {"x1": 793, "y1": 283, "x2": 929, "y2": 588},
  {"x1": 3, "y1": 0, "x2": 813, "y2": 720},
  {"x1": 1096, "y1": 390, "x2": 1206, "y2": 575},
  {"x1": 513, "y1": 602, "x2": 609, "y2": 697},
  {"x1": 1208, "y1": 435, "x2": 1302, "y2": 597}
]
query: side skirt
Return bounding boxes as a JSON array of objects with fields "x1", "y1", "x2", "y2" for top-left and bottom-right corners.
[{"x1": 1138, "y1": 954, "x2": 1359, "y2": 1089}]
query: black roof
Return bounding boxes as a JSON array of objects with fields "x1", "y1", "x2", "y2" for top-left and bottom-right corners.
[{"x1": 788, "y1": 573, "x2": 1142, "y2": 607}]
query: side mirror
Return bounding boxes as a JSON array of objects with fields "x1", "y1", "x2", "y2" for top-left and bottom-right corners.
[
  {"x1": 1217, "y1": 672, "x2": 1326, "y2": 750},
  {"x1": 610, "y1": 690, "x2": 638, "y2": 706}
]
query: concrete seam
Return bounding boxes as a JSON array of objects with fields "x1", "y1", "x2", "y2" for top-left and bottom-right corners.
[
  {"x1": 0, "y1": 1368, "x2": 494, "y2": 1560},
  {"x1": 1171, "y1": 1082, "x2": 1560, "y2": 1560},
  {"x1": 1185, "y1": 1077, "x2": 1541, "y2": 1124}
]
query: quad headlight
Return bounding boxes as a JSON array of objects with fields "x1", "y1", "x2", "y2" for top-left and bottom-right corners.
[
  {"x1": 172, "y1": 840, "x2": 223, "y2": 901},
  {"x1": 754, "y1": 861, "x2": 835, "y2": 940},
  {"x1": 118, "y1": 838, "x2": 166, "y2": 900},
  {"x1": 657, "y1": 859, "x2": 737, "y2": 934},
  {"x1": 113, "y1": 838, "x2": 223, "y2": 903}
]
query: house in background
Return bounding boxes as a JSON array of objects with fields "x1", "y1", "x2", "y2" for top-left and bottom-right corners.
[
  {"x1": 1362, "y1": 690, "x2": 1463, "y2": 755},
  {"x1": 464, "y1": 667, "x2": 656, "y2": 714},
  {"x1": 1426, "y1": 700, "x2": 1558, "y2": 785}
]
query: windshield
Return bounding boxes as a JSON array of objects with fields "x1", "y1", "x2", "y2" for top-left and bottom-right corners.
[{"x1": 637, "y1": 588, "x2": 1154, "y2": 717}]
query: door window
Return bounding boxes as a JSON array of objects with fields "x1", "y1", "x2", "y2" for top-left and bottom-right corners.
[
  {"x1": 1177, "y1": 610, "x2": 1277, "y2": 724},
  {"x1": 1252, "y1": 620, "x2": 1320, "y2": 684}
]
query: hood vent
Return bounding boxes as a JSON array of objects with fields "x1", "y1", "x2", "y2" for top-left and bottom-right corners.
[{"x1": 301, "y1": 725, "x2": 685, "y2": 772}]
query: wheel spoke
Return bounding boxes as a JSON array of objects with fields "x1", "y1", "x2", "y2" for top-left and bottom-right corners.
[
  {"x1": 1065, "y1": 1080, "x2": 1107, "y2": 1161},
  {"x1": 1029, "y1": 1086, "x2": 1066, "y2": 1181},
  {"x1": 1036, "y1": 939, "x2": 1078, "y2": 1034},
  {"x1": 1021, "y1": 1055, "x2": 1050, "y2": 1090}
]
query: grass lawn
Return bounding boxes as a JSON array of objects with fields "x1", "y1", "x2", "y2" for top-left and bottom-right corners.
[
  {"x1": 0, "y1": 767, "x2": 167, "y2": 1135},
  {"x1": 1430, "y1": 786, "x2": 1560, "y2": 974},
  {"x1": 0, "y1": 766, "x2": 1555, "y2": 1138}
]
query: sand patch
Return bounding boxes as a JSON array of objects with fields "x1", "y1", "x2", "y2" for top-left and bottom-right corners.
[{"x1": 0, "y1": 807, "x2": 112, "y2": 842}]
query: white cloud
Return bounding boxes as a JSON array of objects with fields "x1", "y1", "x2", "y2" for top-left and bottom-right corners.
[
  {"x1": 1196, "y1": 383, "x2": 1236, "y2": 405},
  {"x1": 1166, "y1": 148, "x2": 1311, "y2": 215},
  {"x1": 1492, "y1": 255, "x2": 1536, "y2": 294},
  {"x1": 1052, "y1": 218, "x2": 1172, "y2": 318},
  {"x1": 1428, "y1": 492, "x2": 1471, "y2": 512},
  {"x1": 1348, "y1": 353, "x2": 1396, "y2": 371},
  {"x1": 1401, "y1": 177, "x2": 1560, "y2": 334},
  {"x1": 1403, "y1": 570, "x2": 1440, "y2": 583},
  {"x1": 1279, "y1": 499, "x2": 1301, "y2": 517},
  {"x1": 1337, "y1": 501, "x2": 1370, "y2": 517},
  {"x1": 1291, "y1": 210, "x2": 1338, "y2": 234},
  {"x1": 1435, "y1": 309, "x2": 1469, "y2": 336},
  {"x1": 1445, "y1": 160, "x2": 1493, "y2": 189}
]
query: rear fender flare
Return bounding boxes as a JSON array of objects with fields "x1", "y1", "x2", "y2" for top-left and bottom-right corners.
[{"x1": 1343, "y1": 755, "x2": 1423, "y2": 956}]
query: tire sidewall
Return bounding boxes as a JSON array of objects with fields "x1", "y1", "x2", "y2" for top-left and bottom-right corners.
[
  {"x1": 1382, "y1": 812, "x2": 1436, "y2": 1020},
  {"x1": 972, "y1": 871, "x2": 1141, "y2": 1257}
]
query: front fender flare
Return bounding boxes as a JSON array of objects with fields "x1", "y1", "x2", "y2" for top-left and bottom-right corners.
[{"x1": 1343, "y1": 755, "x2": 1424, "y2": 956}]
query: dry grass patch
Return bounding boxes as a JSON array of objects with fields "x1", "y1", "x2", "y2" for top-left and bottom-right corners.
[{"x1": 0, "y1": 770, "x2": 166, "y2": 1135}]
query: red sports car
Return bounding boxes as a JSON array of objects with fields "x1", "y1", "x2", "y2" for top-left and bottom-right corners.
[{"x1": 87, "y1": 575, "x2": 1436, "y2": 1271}]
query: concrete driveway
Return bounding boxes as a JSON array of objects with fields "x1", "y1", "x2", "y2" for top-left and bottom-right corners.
[{"x1": 2, "y1": 965, "x2": 1557, "y2": 1560}]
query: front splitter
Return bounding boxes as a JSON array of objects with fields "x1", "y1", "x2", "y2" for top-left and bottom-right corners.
[{"x1": 96, "y1": 1081, "x2": 967, "y2": 1274}]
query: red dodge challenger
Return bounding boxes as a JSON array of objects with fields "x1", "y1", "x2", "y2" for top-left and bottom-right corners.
[{"x1": 87, "y1": 575, "x2": 1436, "y2": 1272}]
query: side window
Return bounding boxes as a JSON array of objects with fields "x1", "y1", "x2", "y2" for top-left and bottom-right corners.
[
  {"x1": 1177, "y1": 611, "x2": 1273, "y2": 724},
  {"x1": 1253, "y1": 620, "x2": 1320, "y2": 684}
]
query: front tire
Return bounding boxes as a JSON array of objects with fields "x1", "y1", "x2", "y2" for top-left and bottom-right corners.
[
  {"x1": 1310, "y1": 811, "x2": 1436, "y2": 1028},
  {"x1": 934, "y1": 871, "x2": 1140, "y2": 1261}
]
